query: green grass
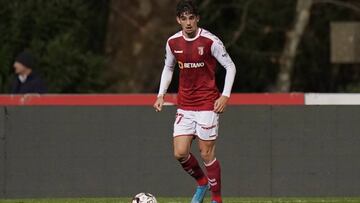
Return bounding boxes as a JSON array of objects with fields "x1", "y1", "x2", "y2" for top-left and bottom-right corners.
[{"x1": 1, "y1": 198, "x2": 360, "y2": 203}]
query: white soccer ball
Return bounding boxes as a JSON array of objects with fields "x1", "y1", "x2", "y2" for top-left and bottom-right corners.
[{"x1": 131, "y1": 192, "x2": 157, "y2": 203}]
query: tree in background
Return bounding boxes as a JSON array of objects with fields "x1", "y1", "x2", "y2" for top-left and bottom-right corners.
[
  {"x1": 276, "y1": 0, "x2": 313, "y2": 92},
  {"x1": 275, "y1": 0, "x2": 360, "y2": 92},
  {"x1": 0, "y1": 0, "x2": 109, "y2": 93},
  {"x1": 201, "y1": 0, "x2": 296, "y2": 92},
  {"x1": 290, "y1": 0, "x2": 360, "y2": 92},
  {"x1": 105, "y1": 0, "x2": 296, "y2": 93},
  {"x1": 1, "y1": 0, "x2": 360, "y2": 93},
  {"x1": 105, "y1": 0, "x2": 177, "y2": 93}
]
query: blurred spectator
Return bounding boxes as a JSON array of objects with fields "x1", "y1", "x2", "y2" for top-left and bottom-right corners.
[{"x1": 10, "y1": 51, "x2": 47, "y2": 94}]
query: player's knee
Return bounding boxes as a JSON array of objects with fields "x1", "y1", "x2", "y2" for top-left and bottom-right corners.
[
  {"x1": 174, "y1": 150, "x2": 189, "y2": 161},
  {"x1": 200, "y1": 149, "x2": 215, "y2": 163}
]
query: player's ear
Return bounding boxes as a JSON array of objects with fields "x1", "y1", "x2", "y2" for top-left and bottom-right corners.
[
  {"x1": 196, "y1": 16, "x2": 200, "y2": 23},
  {"x1": 176, "y1": 16, "x2": 181, "y2": 24}
]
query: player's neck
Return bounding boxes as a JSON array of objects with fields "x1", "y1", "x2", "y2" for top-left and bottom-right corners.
[{"x1": 183, "y1": 28, "x2": 200, "y2": 39}]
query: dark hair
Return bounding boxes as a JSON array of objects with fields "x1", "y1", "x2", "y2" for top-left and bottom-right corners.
[
  {"x1": 176, "y1": 0, "x2": 199, "y2": 17},
  {"x1": 15, "y1": 50, "x2": 36, "y2": 69}
]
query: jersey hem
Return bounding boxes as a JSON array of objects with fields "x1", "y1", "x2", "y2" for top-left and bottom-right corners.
[{"x1": 178, "y1": 106, "x2": 215, "y2": 111}]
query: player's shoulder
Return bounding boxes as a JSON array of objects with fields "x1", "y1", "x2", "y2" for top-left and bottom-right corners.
[
  {"x1": 200, "y1": 28, "x2": 223, "y2": 44},
  {"x1": 167, "y1": 30, "x2": 182, "y2": 43}
]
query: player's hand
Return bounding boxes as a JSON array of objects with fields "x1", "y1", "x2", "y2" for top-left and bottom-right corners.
[
  {"x1": 153, "y1": 95, "x2": 165, "y2": 112},
  {"x1": 214, "y1": 95, "x2": 229, "y2": 113}
]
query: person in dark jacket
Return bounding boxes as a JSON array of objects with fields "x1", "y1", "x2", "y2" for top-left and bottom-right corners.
[{"x1": 10, "y1": 51, "x2": 47, "y2": 94}]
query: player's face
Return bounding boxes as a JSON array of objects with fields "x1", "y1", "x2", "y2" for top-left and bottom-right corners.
[{"x1": 177, "y1": 12, "x2": 199, "y2": 38}]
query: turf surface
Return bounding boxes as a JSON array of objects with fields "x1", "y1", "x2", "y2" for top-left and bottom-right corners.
[{"x1": 1, "y1": 198, "x2": 360, "y2": 203}]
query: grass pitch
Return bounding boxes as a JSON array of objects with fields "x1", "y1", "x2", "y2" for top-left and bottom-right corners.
[{"x1": 0, "y1": 198, "x2": 360, "y2": 203}]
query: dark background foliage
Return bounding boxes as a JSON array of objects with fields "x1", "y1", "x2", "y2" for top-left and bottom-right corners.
[
  {"x1": 0, "y1": 0, "x2": 359, "y2": 93},
  {"x1": 0, "y1": 0, "x2": 109, "y2": 93}
]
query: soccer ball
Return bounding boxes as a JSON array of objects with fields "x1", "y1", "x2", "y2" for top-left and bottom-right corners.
[{"x1": 131, "y1": 192, "x2": 157, "y2": 203}]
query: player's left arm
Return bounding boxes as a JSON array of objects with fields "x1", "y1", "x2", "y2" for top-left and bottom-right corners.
[{"x1": 211, "y1": 38, "x2": 236, "y2": 113}]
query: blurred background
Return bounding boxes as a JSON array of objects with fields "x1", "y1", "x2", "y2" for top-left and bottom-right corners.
[{"x1": 1, "y1": 0, "x2": 360, "y2": 94}]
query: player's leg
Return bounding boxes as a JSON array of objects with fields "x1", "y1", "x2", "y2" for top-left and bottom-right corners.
[
  {"x1": 173, "y1": 109, "x2": 208, "y2": 203},
  {"x1": 195, "y1": 111, "x2": 222, "y2": 203},
  {"x1": 174, "y1": 136, "x2": 209, "y2": 203},
  {"x1": 199, "y1": 140, "x2": 222, "y2": 203},
  {"x1": 173, "y1": 136, "x2": 208, "y2": 186}
]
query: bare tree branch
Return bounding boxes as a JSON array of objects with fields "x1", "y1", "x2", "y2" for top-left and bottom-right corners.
[
  {"x1": 314, "y1": 0, "x2": 360, "y2": 12},
  {"x1": 226, "y1": 0, "x2": 255, "y2": 48},
  {"x1": 275, "y1": 0, "x2": 313, "y2": 92},
  {"x1": 111, "y1": 7, "x2": 174, "y2": 47},
  {"x1": 237, "y1": 49, "x2": 282, "y2": 57},
  {"x1": 105, "y1": 0, "x2": 176, "y2": 92},
  {"x1": 273, "y1": 0, "x2": 360, "y2": 92},
  {"x1": 119, "y1": 12, "x2": 145, "y2": 33}
]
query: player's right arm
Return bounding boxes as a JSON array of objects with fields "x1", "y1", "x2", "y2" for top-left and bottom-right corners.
[{"x1": 154, "y1": 41, "x2": 176, "y2": 112}]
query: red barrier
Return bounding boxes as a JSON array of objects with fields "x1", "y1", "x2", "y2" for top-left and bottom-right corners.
[
  {"x1": 0, "y1": 93, "x2": 304, "y2": 106},
  {"x1": 228, "y1": 93, "x2": 304, "y2": 105}
]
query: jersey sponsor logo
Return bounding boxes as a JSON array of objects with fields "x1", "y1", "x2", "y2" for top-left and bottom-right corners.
[
  {"x1": 178, "y1": 61, "x2": 205, "y2": 69},
  {"x1": 198, "y1": 46, "x2": 204, "y2": 55},
  {"x1": 178, "y1": 61, "x2": 184, "y2": 69},
  {"x1": 174, "y1": 50, "x2": 183, "y2": 54}
]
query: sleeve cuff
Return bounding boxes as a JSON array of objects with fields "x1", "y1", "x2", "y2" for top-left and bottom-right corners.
[{"x1": 221, "y1": 93, "x2": 230, "y2": 98}]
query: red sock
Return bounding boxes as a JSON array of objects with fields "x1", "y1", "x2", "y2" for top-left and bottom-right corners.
[
  {"x1": 179, "y1": 153, "x2": 208, "y2": 186},
  {"x1": 205, "y1": 159, "x2": 222, "y2": 203}
]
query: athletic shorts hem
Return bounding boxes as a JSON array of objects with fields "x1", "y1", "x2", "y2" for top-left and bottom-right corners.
[
  {"x1": 173, "y1": 134, "x2": 196, "y2": 138},
  {"x1": 196, "y1": 134, "x2": 218, "y2": 141},
  {"x1": 173, "y1": 134, "x2": 218, "y2": 141}
]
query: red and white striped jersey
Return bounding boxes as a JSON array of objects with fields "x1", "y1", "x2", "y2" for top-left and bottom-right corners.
[{"x1": 158, "y1": 28, "x2": 236, "y2": 111}]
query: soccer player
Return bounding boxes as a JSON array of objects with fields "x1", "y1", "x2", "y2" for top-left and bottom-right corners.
[{"x1": 153, "y1": 1, "x2": 236, "y2": 203}]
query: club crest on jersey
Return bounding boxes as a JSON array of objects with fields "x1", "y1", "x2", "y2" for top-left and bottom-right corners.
[{"x1": 198, "y1": 46, "x2": 204, "y2": 55}]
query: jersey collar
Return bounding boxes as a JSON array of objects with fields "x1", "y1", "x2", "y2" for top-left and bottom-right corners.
[{"x1": 182, "y1": 28, "x2": 202, "y2": 41}]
